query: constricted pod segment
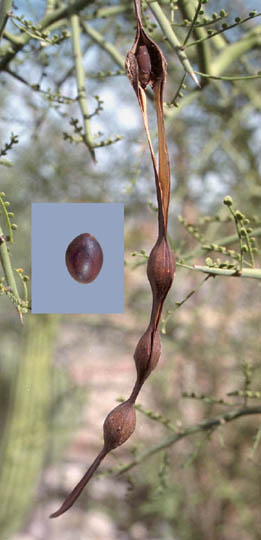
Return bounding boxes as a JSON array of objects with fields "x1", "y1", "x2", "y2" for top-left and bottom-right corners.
[
  {"x1": 134, "y1": 326, "x2": 161, "y2": 385},
  {"x1": 147, "y1": 236, "x2": 175, "y2": 303},
  {"x1": 65, "y1": 233, "x2": 103, "y2": 284}
]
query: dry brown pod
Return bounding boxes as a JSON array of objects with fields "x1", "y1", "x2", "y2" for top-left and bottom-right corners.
[{"x1": 50, "y1": 0, "x2": 175, "y2": 518}]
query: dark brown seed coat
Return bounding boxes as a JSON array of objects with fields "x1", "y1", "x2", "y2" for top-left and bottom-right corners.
[{"x1": 65, "y1": 233, "x2": 103, "y2": 284}]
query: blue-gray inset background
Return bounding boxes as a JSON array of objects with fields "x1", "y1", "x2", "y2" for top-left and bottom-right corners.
[{"x1": 32, "y1": 203, "x2": 124, "y2": 314}]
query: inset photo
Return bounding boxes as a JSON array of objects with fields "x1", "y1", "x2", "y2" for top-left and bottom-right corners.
[{"x1": 32, "y1": 203, "x2": 124, "y2": 314}]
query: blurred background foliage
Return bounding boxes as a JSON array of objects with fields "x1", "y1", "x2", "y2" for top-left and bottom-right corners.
[{"x1": 0, "y1": 0, "x2": 260, "y2": 539}]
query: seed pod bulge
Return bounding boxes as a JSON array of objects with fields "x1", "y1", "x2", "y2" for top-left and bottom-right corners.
[
  {"x1": 103, "y1": 400, "x2": 136, "y2": 451},
  {"x1": 65, "y1": 233, "x2": 103, "y2": 284},
  {"x1": 147, "y1": 236, "x2": 175, "y2": 301},
  {"x1": 134, "y1": 327, "x2": 161, "y2": 381}
]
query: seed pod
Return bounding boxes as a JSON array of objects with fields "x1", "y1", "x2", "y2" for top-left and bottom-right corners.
[
  {"x1": 103, "y1": 400, "x2": 136, "y2": 451},
  {"x1": 126, "y1": 35, "x2": 166, "y2": 94},
  {"x1": 125, "y1": 0, "x2": 167, "y2": 95},
  {"x1": 134, "y1": 326, "x2": 161, "y2": 383},
  {"x1": 147, "y1": 236, "x2": 175, "y2": 302}
]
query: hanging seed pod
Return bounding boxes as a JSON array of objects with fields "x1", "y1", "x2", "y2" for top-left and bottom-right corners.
[
  {"x1": 50, "y1": 1, "x2": 176, "y2": 519},
  {"x1": 134, "y1": 326, "x2": 161, "y2": 384},
  {"x1": 147, "y1": 236, "x2": 175, "y2": 303}
]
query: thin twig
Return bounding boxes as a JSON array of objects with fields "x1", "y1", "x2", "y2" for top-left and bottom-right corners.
[
  {"x1": 195, "y1": 70, "x2": 261, "y2": 81},
  {"x1": 70, "y1": 13, "x2": 95, "y2": 161},
  {"x1": 116, "y1": 406, "x2": 261, "y2": 475},
  {"x1": 0, "y1": 0, "x2": 12, "y2": 40},
  {"x1": 147, "y1": 1, "x2": 200, "y2": 87},
  {"x1": 182, "y1": 0, "x2": 202, "y2": 47},
  {"x1": 81, "y1": 21, "x2": 125, "y2": 70}
]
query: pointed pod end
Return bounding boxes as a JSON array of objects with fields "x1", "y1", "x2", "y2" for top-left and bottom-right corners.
[{"x1": 49, "y1": 509, "x2": 63, "y2": 519}]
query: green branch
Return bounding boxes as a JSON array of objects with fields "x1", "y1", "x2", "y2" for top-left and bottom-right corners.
[
  {"x1": 89, "y1": 5, "x2": 132, "y2": 20},
  {"x1": 211, "y1": 25, "x2": 261, "y2": 77},
  {"x1": 0, "y1": 229, "x2": 19, "y2": 297},
  {"x1": 45, "y1": 0, "x2": 56, "y2": 17},
  {"x1": 164, "y1": 15, "x2": 261, "y2": 119},
  {"x1": 181, "y1": 226, "x2": 261, "y2": 262},
  {"x1": 184, "y1": 15, "x2": 261, "y2": 51},
  {"x1": 146, "y1": 1, "x2": 200, "y2": 86},
  {"x1": 0, "y1": 0, "x2": 12, "y2": 40},
  {"x1": 116, "y1": 406, "x2": 261, "y2": 476},
  {"x1": 0, "y1": 191, "x2": 28, "y2": 320},
  {"x1": 192, "y1": 265, "x2": 261, "y2": 280},
  {"x1": 0, "y1": 225, "x2": 22, "y2": 322},
  {"x1": 70, "y1": 12, "x2": 95, "y2": 161},
  {"x1": 81, "y1": 21, "x2": 125, "y2": 70},
  {"x1": 0, "y1": 195, "x2": 14, "y2": 243},
  {"x1": 0, "y1": 0, "x2": 93, "y2": 71},
  {"x1": 179, "y1": 0, "x2": 211, "y2": 75},
  {"x1": 195, "y1": 70, "x2": 261, "y2": 81}
]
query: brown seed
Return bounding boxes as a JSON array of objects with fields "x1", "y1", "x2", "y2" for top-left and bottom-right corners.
[
  {"x1": 136, "y1": 44, "x2": 151, "y2": 88},
  {"x1": 65, "y1": 233, "x2": 103, "y2": 284}
]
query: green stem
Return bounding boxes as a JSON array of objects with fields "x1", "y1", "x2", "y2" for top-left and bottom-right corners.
[
  {"x1": 89, "y1": 5, "x2": 132, "y2": 20},
  {"x1": 227, "y1": 206, "x2": 244, "y2": 271},
  {"x1": 0, "y1": 0, "x2": 93, "y2": 71},
  {"x1": 192, "y1": 265, "x2": 261, "y2": 280},
  {"x1": 0, "y1": 0, "x2": 12, "y2": 39},
  {"x1": 195, "y1": 70, "x2": 261, "y2": 81},
  {"x1": 182, "y1": 226, "x2": 261, "y2": 262},
  {"x1": 164, "y1": 23, "x2": 261, "y2": 119},
  {"x1": 182, "y1": 0, "x2": 203, "y2": 47},
  {"x1": 81, "y1": 21, "x2": 125, "y2": 70},
  {"x1": 211, "y1": 25, "x2": 261, "y2": 77},
  {"x1": 185, "y1": 17, "x2": 261, "y2": 51},
  {"x1": 170, "y1": 72, "x2": 186, "y2": 105},
  {"x1": 70, "y1": 12, "x2": 95, "y2": 161},
  {"x1": 146, "y1": 1, "x2": 200, "y2": 87},
  {"x1": 45, "y1": 0, "x2": 56, "y2": 17},
  {"x1": 175, "y1": 274, "x2": 211, "y2": 308},
  {"x1": 0, "y1": 226, "x2": 20, "y2": 300},
  {"x1": 116, "y1": 406, "x2": 261, "y2": 475},
  {"x1": 0, "y1": 195, "x2": 13, "y2": 243},
  {"x1": 244, "y1": 231, "x2": 255, "y2": 268}
]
